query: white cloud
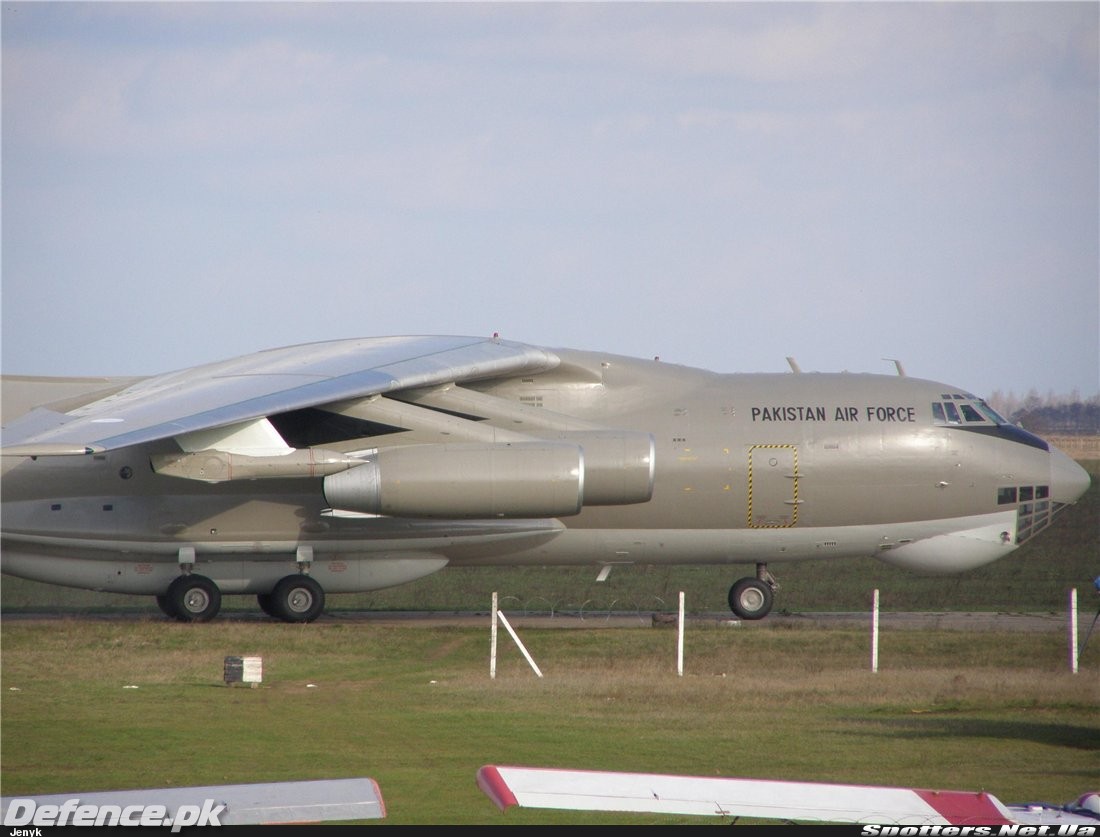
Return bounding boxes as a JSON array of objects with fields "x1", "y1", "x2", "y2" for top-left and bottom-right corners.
[{"x1": 2, "y1": 1, "x2": 1095, "y2": 398}]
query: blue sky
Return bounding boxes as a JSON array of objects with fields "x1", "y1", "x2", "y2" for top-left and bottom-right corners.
[{"x1": 3, "y1": 1, "x2": 1097, "y2": 401}]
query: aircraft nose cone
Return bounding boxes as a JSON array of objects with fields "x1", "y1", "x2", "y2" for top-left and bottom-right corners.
[{"x1": 1050, "y1": 447, "x2": 1091, "y2": 505}]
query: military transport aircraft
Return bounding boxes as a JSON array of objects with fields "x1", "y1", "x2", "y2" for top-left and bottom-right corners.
[{"x1": 0, "y1": 334, "x2": 1090, "y2": 623}]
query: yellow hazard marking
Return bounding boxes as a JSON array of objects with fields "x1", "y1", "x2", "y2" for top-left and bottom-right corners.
[{"x1": 747, "y1": 444, "x2": 799, "y2": 529}]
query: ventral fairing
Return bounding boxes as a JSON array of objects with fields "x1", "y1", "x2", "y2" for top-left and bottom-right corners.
[{"x1": 1, "y1": 334, "x2": 1090, "y2": 623}]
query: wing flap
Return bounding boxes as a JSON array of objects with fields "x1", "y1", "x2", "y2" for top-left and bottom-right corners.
[{"x1": 1, "y1": 336, "x2": 557, "y2": 455}]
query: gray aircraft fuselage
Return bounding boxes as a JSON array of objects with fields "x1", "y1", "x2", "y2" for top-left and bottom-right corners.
[{"x1": 0, "y1": 338, "x2": 1090, "y2": 622}]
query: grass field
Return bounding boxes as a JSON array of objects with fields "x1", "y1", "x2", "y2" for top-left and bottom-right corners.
[
  {"x1": 1, "y1": 617, "x2": 1097, "y2": 825},
  {"x1": 1, "y1": 462, "x2": 1097, "y2": 825}
]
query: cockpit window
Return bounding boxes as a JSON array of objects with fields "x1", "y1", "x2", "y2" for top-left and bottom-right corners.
[
  {"x1": 975, "y1": 401, "x2": 1010, "y2": 424},
  {"x1": 960, "y1": 404, "x2": 984, "y2": 422},
  {"x1": 932, "y1": 394, "x2": 1048, "y2": 451},
  {"x1": 932, "y1": 395, "x2": 1010, "y2": 427}
]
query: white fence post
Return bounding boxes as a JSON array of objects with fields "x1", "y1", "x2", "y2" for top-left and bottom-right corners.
[
  {"x1": 490, "y1": 591, "x2": 499, "y2": 679},
  {"x1": 677, "y1": 591, "x2": 685, "y2": 677},
  {"x1": 1070, "y1": 587, "x2": 1078, "y2": 674},
  {"x1": 489, "y1": 592, "x2": 543, "y2": 679},
  {"x1": 497, "y1": 611, "x2": 543, "y2": 678},
  {"x1": 871, "y1": 589, "x2": 880, "y2": 673}
]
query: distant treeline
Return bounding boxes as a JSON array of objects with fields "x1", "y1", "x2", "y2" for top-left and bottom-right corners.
[{"x1": 987, "y1": 391, "x2": 1100, "y2": 435}]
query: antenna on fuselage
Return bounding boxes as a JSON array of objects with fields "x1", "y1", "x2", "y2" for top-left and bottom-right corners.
[
  {"x1": 786, "y1": 357, "x2": 802, "y2": 373},
  {"x1": 883, "y1": 358, "x2": 906, "y2": 376}
]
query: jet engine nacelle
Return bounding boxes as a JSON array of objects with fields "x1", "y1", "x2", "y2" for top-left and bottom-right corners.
[
  {"x1": 322, "y1": 434, "x2": 654, "y2": 518},
  {"x1": 552, "y1": 430, "x2": 655, "y2": 506},
  {"x1": 324, "y1": 442, "x2": 584, "y2": 518}
]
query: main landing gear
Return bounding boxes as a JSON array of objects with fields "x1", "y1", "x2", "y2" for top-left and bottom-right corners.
[
  {"x1": 257, "y1": 574, "x2": 325, "y2": 623},
  {"x1": 157, "y1": 574, "x2": 221, "y2": 623},
  {"x1": 157, "y1": 572, "x2": 325, "y2": 624},
  {"x1": 727, "y1": 564, "x2": 778, "y2": 620}
]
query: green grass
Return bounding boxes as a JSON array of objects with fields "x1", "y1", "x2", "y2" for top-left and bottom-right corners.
[{"x1": 1, "y1": 619, "x2": 1097, "y2": 825}]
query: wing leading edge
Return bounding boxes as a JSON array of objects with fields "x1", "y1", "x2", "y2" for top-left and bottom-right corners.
[{"x1": 1, "y1": 335, "x2": 558, "y2": 456}]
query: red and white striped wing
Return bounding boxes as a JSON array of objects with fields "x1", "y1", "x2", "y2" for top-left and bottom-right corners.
[{"x1": 477, "y1": 766, "x2": 1015, "y2": 825}]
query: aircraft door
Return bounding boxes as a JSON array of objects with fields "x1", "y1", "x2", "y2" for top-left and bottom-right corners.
[{"x1": 748, "y1": 444, "x2": 800, "y2": 528}]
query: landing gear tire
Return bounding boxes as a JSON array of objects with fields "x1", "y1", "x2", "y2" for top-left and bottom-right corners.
[
  {"x1": 728, "y1": 577, "x2": 774, "y2": 620},
  {"x1": 155, "y1": 594, "x2": 178, "y2": 619},
  {"x1": 257, "y1": 592, "x2": 279, "y2": 618},
  {"x1": 269, "y1": 575, "x2": 325, "y2": 623},
  {"x1": 166, "y1": 574, "x2": 221, "y2": 623}
]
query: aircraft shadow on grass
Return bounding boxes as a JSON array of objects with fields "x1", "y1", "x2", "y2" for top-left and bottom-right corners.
[{"x1": 839, "y1": 715, "x2": 1100, "y2": 751}]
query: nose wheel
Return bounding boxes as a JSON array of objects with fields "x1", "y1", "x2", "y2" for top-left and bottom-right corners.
[{"x1": 728, "y1": 568, "x2": 776, "y2": 620}]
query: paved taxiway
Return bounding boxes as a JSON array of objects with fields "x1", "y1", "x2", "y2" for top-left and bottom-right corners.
[
  {"x1": 325, "y1": 610, "x2": 1078, "y2": 632},
  {"x1": 1, "y1": 609, "x2": 1087, "y2": 633}
]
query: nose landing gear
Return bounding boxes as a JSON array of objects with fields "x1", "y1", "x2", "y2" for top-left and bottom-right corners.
[{"x1": 728, "y1": 564, "x2": 777, "y2": 620}]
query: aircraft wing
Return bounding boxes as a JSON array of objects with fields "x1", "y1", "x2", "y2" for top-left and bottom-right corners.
[
  {"x1": 1, "y1": 335, "x2": 557, "y2": 456},
  {"x1": 476, "y1": 765, "x2": 1021, "y2": 824},
  {"x1": 0, "y1": 777, "x2": 385, "y2": 824}
]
